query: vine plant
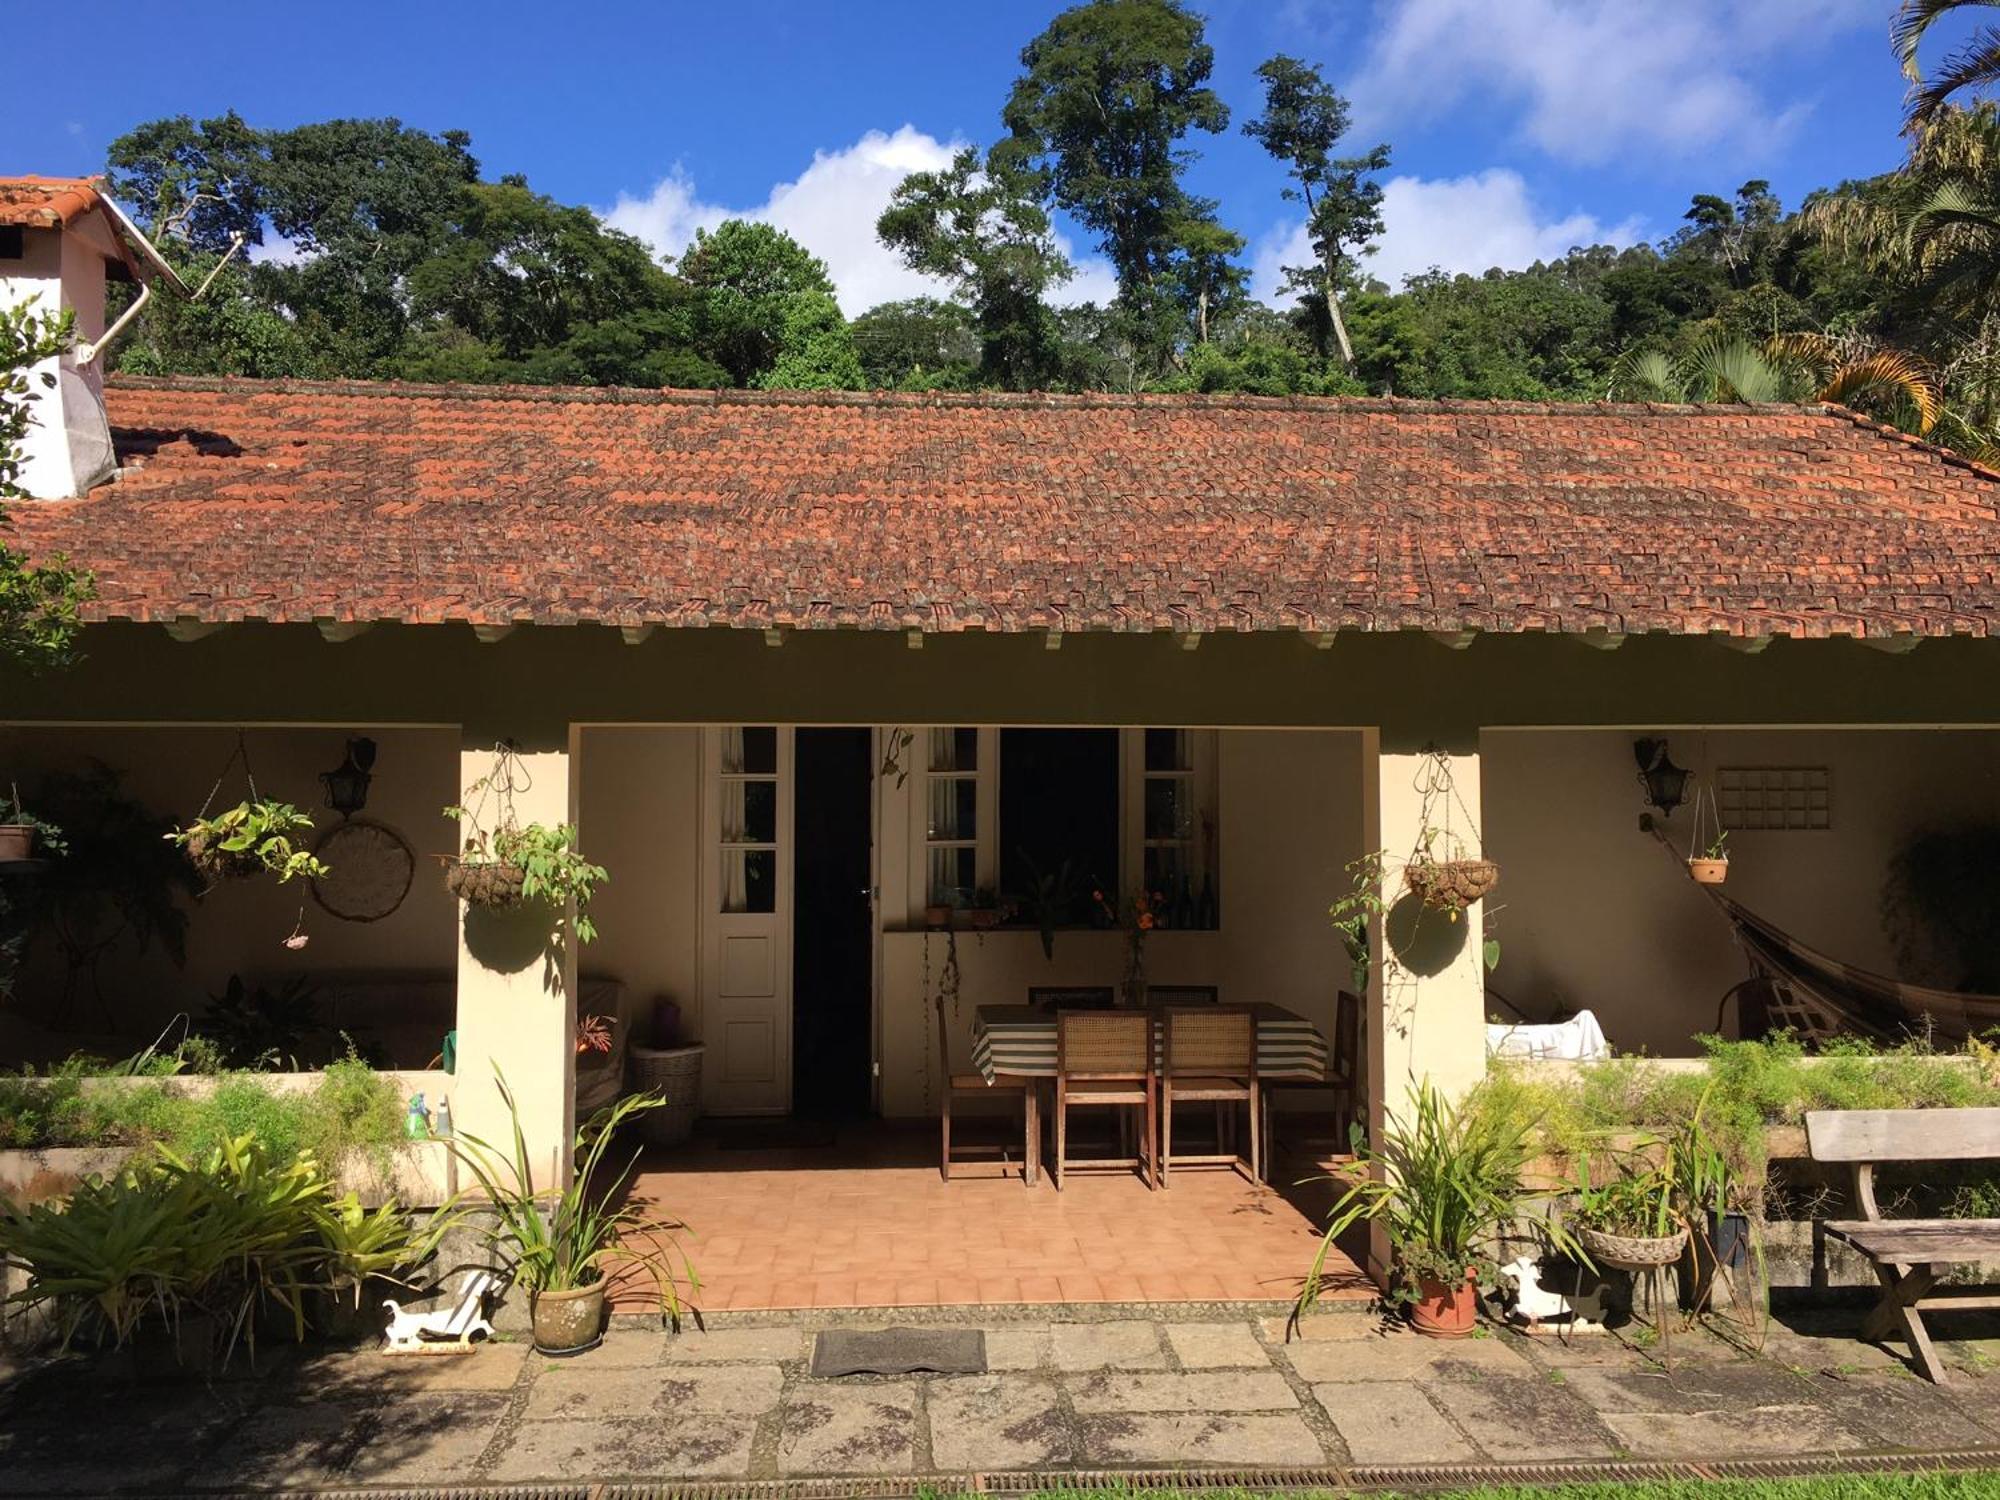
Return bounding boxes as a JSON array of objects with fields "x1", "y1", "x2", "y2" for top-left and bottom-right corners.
[{"x1": 446, "y1": 745, "x2": 608, "y2": 942}]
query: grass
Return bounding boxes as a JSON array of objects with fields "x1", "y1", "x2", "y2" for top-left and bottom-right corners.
[{"x1": 0, "y1": 1053, "x2": 407, "y2": 1173}]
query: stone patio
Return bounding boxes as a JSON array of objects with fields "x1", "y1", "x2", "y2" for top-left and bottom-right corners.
[{"x1": 2, "y1": 1303, "x2": 1999, "y2": 1492}]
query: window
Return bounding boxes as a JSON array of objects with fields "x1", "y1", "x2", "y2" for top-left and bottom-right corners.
[
  {"x1": 925, "y1": 728, "x2": 980, "y2": 907},
  {"x1": 1133, "y1": 728, "x2": 1220, "y2": 928},
  {"x1": 0, "y1": 227, "x2": 23, "y2": 261},
  {"x1": 1000, "y1": 728, "x2": 1120, "y2": 927},
  {"x1": 1719, "y1": 765, "x2": 1831, "y2": 831},
  {"x1": 719, "y1": 726, "x2": 778, "y2": 911}
]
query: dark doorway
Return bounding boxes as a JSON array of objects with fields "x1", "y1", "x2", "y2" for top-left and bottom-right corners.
[{"x1": 792, "y1": 727, "x2": 874, "y2": 1118}]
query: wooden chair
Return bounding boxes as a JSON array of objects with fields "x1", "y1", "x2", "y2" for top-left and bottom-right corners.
[
  {"x1": 1161, "y1": 1006, "x2": 1259, "y2": 1186},
  {"x1": 937, "y1": 993, "x2": 1033, "y2": 1183},
  {"x1": 1053, "y1": 1009, "x2": 1157, "y2": 1190},
  {"x1": 1263, "y1": 989, "x2": 1362, "y2": 1182}
]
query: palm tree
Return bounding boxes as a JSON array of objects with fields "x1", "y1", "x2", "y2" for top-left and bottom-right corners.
[
  {"x1": 1610, "y1": 334, "x2": 1942, "y2": 433},
  {"x1": 1896, "y1": 0, "x2": 2000, "y2": 130}
]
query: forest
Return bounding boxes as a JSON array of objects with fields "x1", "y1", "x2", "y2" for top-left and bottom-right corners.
[{"x1": 96, "y1": 0, "x2": 2000, "y2": 458}]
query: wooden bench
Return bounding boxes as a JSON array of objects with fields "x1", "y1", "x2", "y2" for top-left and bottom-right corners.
[{"x1": 1806, "y1": 1107, "x2": 2000, "y2": 1383}]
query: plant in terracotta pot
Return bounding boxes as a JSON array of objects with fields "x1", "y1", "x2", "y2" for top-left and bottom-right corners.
[
  {"x1": 447, "y1": 1072, "x2": 696, "y2": 1356},
  {"x1": 0, "y1": 785, "x2": 63, "y2": 864},
  {"x1": 1302, "y1": 1079, "x2": 1576, "y2": 1337},
  {"x1": 1688, "y1": 829, "x2": 1730, "y2": 886}
]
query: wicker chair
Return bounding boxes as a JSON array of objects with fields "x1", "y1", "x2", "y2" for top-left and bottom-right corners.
[
  {"x1": 1161, "y1": 1006, "x2": 1259, "y2": 1185},
  {"x1": 937, "y1": 993, "x2": 1032, "y2": 1182},
  {"x1": 1053, "y1": 1009, "x2": 1157, "y2": 1190}
]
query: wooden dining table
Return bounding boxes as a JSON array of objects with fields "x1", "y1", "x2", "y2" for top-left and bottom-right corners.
[{"x1": 968, "y1": 1000, "x2": 1330, "y2": 1186}]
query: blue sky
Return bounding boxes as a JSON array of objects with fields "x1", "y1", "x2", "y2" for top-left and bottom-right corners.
[{"x1": 10, "y1": 0, "x2": 1937, "y2": 312}]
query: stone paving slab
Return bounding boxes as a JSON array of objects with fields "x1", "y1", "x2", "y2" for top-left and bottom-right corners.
[
  {"x1": 523, "y1": 1360, "x2": 783, "y2": 1421},
  {"x1": 778, "y1": 1382, "x2": 918, "y2": 1475},
  {"x1": 343, "y1": 1396, "x2": 511, "y2": 1485},
  {"x1": 1314, "y1": 1380, "x2": 1474, "y2": 1466},
  {"x1": 1422, "y1": 1373, "x2": 1621, "y2": 1461},
  {"x1": 1547, "y1": 1359, "x2": 1813, "y2": 1414},
  {"x1": 1803, "y1": 1369, "x2": 2000, "y2": 1452},
  {"x1": 296, "y1": 1341, "x2": 532, "y2": 1398},
  {"x1": 1069, "y1": 1369, "x2": 1299, "y2": 1412},
  {"x1": 1048, "y1": 1320, "x2": 1168, "y2": 1370},
  {"x1": 982, "y1": 1325, "x2": 1053, "y2": 1370},
  {"x1": 661, "y1": 1326, "x2": 807, "y2": 1363},
  {"x1": 1166, "y1": 1321, "x2": 1269, "y2": 1367},
  {"x1": 927, "y1": 1374, "x2": 1071, "y2": 1471},
  {"x1": 1599, "y1": 1404, "x2": 1868, "y2": 1460},
  {"x1": 487, "y1": 1413, "x2": 759, "y2": 1482},
  {"x1": 1075, "y1": 1411, "x2": 1327, "y2": 1466},
  {"x1": 1286, "y1": 1331, "x2": 1534, "y2": 1383}
]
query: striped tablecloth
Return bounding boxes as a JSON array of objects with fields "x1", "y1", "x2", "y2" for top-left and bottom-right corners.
[{"x1": 970, "y1": 1002, "x2": 1329, "y2": 1083}]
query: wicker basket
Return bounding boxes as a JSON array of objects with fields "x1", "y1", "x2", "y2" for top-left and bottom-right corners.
[
  {"x1": 1404, "y1": 858, "x2": 1500, "y2": 910},
  {"x1": 445, "y1": 859, "x2": 527, "y2": 906},
  {"x1": 185, "y1": 831, "x2": 266, "y2": 884},
  {"x1": 627, "y1": 1042, "x2": 705, "y2": 1147},
  {"x1": 1579, "y1": 1225, "x2": 1688, "y2": 1272}
]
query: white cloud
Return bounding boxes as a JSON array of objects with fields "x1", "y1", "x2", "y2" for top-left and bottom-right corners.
[
  {"x1": 1251, "y1": 169, "x2": 1641, "y2": 299},
  {"x1": 1338, "y1": 0, "x2": 1878, "y2": 166},
  {"x1": 604, "y1": 126, "x2": 1118, "y2": 316}
]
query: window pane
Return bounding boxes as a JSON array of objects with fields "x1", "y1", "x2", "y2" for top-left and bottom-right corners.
[
  {"x1": 929, "y1": 727, "x2": 978, "y2": 773},
  {"x1": 723, "y1": 779, "x2": 777, "y2": 843},
  {"x1": 738, "y1": 726, "x2": 777, "y2": 775},
  {"x1": 928, "y1": 776, "x2": 977, "y2": 840},
  {"x1": 722, "y1": 848, "x2": 776, "y2": 913},
  {"x1": 1145, "y1": 777, "x2": 1191, "y2": 840},
  {"x1": 999, "y1": 728, "x2": 1118, "y2": 925},
  {"x1": 1144, "y1": 728, "x2": 1189, "y2": 772},
  {"x1": 1144, "y1": 844, "x2": 1189, "y2": 899},
  {"x1": 928, "y1": 846, "x2": 976, "y2": 907}
]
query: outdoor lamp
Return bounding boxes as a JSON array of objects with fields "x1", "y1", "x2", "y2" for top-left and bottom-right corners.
[
  {"x1": 1633, "y1": 736, "x2": 1690, "y2": 816},
  {"x1": 320, "y1": 736, "x2": 377, "y2": 817}
]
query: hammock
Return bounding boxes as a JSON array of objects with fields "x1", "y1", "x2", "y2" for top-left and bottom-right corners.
[{"x1": 1714, "y1": 894, "x2": 2000, "y2": 1045}]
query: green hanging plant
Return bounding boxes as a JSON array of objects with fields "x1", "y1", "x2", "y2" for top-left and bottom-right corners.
[
  {"x1": 444, "y1": 746, "x2": 607, "y2": 942},
  {"x1": 171, "y1": 800, "x2": 328, "y2": 886}
]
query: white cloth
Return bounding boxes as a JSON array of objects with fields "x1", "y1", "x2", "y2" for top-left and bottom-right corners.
[{"x1": 1485, "y1": 1007, "x2": 1610, "y2": 1061}]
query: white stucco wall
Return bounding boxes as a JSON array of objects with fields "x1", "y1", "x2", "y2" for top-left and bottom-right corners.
[
  {"x1": 1483, "y1": 728, "x2": 2000, "y2": 1055},
  {"x1": 2, "y1": 221, "x2": 114, "y2": 499}
]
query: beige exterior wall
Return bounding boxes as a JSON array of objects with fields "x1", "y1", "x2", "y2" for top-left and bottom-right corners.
[{"x1": 1484, "y1": 727, "x2": 2000, "y2": 1055}]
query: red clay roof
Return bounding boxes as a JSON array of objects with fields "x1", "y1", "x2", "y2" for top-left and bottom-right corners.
[
  {"x1": 0, "y1": 175, "x2": 106, "y2": 229},
  {"x1": 12, "y1": 375, "x2": 2000, "y2": 639}
]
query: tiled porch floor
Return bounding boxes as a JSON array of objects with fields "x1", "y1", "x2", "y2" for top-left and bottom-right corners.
[{"x1": 616, "y1": 1120, "x2": 1371, "y2": 1313}]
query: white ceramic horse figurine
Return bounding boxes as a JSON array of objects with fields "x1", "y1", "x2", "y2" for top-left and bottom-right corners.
[
  {"x1": 383, "y1": 1269, "x2": 499, "y2": 1353},
  {"x1": 1501, "y1": 1255, "x2": 1597, "y2": 1332}
]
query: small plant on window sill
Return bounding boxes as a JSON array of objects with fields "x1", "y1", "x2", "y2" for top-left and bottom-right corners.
[{"x1": 171, "y1": 800, "x2": 329, "y2": 887}]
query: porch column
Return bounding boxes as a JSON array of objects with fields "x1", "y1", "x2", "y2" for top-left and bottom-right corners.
[
  {"x1": 450, "y1": 727, "x2": 580, "y2": 1190},
  {"x1": 1363, "y1": 729, "x2": 1490, "y2": 1121}
]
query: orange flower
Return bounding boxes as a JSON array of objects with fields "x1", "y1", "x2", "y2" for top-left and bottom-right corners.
[{"x1": 1138, "y1": 913, "x2": 1155, "y2": 931}]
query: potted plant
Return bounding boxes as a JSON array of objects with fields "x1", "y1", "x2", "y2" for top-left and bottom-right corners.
[
  {"x1": 1403, "y1": 828, "x2": 1500, "y2": 916},
  {"x1": 1302, "y1": 1079, "x2": 1577, "y2": 1338},
  {"x1": 924, "y1": 900, "x2": 952, "y2": 929},
  {"x1": 1568, "y1": 1161, "x2": 1689, "y2": 1273},
  {"x1": 1688, "y1": 829, "x2": 1730, "y2": 885},
  {"x1": 0, "y1": 784, "x2": 64, "y2": 865},
  {"x1": 968, "y1": 887, "x2": 1006, "y2": 931},
  {"x1": 444, "y1": 753, "x2": 607, "y2": 941},
  {"x1": 447, "y1": 1073, "x2": 696, "y2": 1356},
  {"x1": 170, "y1": 801, "x2": 329, "y2": 886}
]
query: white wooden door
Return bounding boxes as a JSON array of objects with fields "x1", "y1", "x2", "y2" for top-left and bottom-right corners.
[{"x1": 700, "y1": 726, "x2": 793, "y2": 1115}]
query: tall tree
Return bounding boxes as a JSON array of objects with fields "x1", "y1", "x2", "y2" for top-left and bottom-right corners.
[
  {"x1": 678, "y1": 220, "x2": 847, "y2": 387},
  {"x1": 1243, "y1": 55, "x2": 1389, "y2": 369},
  {"x1": 994, "y1": 0, "x2": 1235, "y2": 365},
  {"x1": 877, "y1": 148, "x2": 1073, "y2": 388}
]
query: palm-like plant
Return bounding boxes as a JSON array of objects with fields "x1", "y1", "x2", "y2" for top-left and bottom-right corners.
[
  {"x1": 1610, "y1": 334, "x2": 1942, "y2": 433},
  {"x1": 447, "y1": 1071, "x2": 696, "y2": 1324},
  {"x1": 1896, "y1": 1, "x2": 2000, "y2": 131}
]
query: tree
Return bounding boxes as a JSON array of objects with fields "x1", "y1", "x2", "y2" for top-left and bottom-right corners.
[
  {"x1": 1610, "y1": 333, "x2": 1941, "y2": 431},
  {"x1": 1895, "y1": 0, "x2": 2000, "y2": 129},
  {"x1": 756, "y1": 291, "x2": 866, "y2": 390},
  {"x1": 0, "y1": 303, "x2": 92, "y2": 669},
  {"x1": 877, "y1": 148, "x2": 1072, "y2": 388},
  {"x1": 1243, "y1": 55, "x2": 1389, "y2": 369},
  {"x1": 995, "y1": 0, "x2": 1235, "y2": 366},
  {"x1": 849, "y1": 299, "x2": 981, "y2": 389},
  {"x1": 678, "y1": 221, "x2": 844, "y2": 387}
]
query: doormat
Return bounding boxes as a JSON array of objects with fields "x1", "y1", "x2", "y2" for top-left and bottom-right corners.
[
  {"x1": 710, "y1": 1120, "x2": 838, "y2": 1151},
  {"x1": 810, "y1": 1327, "x2": 986, "y2": 1377}
]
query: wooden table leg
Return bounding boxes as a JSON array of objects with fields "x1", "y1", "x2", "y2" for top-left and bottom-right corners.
[
  {"x1": 1862, "y1": 1261, "x2": 1947, "y2": 1382},
  {"x1": 1024, "y1": 1081, "x2": 1041, "y2": 1187}
]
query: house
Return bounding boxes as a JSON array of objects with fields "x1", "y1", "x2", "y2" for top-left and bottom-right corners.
[{"x1": 6, "y1": 177, "x2": 2000, "y2": 1302}]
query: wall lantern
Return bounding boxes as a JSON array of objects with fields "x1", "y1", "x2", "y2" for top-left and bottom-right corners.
[
  {"x1": 320, "y1": 737, "x2": 377, "y2": 818},
  {"x1": 1633, "y1": 736, "x2": 1690, "y2": 816}
]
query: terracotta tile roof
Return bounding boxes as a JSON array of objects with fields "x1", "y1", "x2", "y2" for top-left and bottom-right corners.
[
  {"x1": 13, "y1": 375, "x2": 2000, "y2": 639},
  {"x1": 0, "y1": 175, "x2": 106, "y2": 229}
]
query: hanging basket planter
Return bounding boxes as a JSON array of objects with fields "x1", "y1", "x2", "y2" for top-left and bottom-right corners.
[
  {"x1": 1404, "y1": 857, "x2": 1500, "y2": 911},
  {"x1": 1687, "y1": 857, "x2": 1730, "y2": 886},
  {"x1": 1579, "y1": 1225, "x2": 1689, "y2": 1273},
  {"x1": 444, "y1": 857, "x2": 528, "y2": 907},
  {"x1": 183, "y1": 830, "x2": 270, "y2": 884}
]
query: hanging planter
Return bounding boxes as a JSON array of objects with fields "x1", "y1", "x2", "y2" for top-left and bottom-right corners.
[
  {"x1": 1686, "y1": 785, "x2": 1730, "y2": 886},
  {"x1": 1404, "y1": 857, "x2": 1501, "y2": 911},
  {"x1": 445, "y1": 746, "x2": 607, "y2": 942},
  {"x1": 169, "y1": 737, "x2": 329, "y2": 889},
  {"x1": 0, "y1": 784, "x2": 62, "y2": 865}
]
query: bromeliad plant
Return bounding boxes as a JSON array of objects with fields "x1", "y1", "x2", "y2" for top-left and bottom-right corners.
[
  {"x1": 446, "y1": 1071, "x2": 695, "y2": 1327},
  {"x1": 1301, "y1": 1079, "x2": 1584, "y2": 1329},
  {"x1": 171, "y1": 800, "x2": 328, "y2": 886}
]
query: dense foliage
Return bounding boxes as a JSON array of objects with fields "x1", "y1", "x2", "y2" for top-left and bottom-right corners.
[{"x1": 90, "y1": 1, "x2": 2000, "y2": 456}]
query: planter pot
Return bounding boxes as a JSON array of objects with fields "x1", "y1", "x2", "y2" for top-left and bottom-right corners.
[
  {"x1": 530, "y1": 1282, "x2": 605, "y2": 1356},
  {"x1": 924, "y1": 904, "x2": 951, "y2": 929},
  {"x1": 446, "y1": 859, "x2": 527, "y2": 907},
  {"x1": 1408, "y1": 1274, "x2": 1480, "y2": 1338},
  {"x1": 1689, "y1": 1210, "x2": 1753, "y2": 1312},
  {"x1": 1404, "y1": 858, "x2": 1500, "y2": 910},
  {"x1": 0, "y1": 824, "x2": 32, "y2": 862},
  {"x1": 1687, "y1": 858, "x2": 1729, "y2": 886},
  {"x1": 1580, "y1": 1225, "x2": 1689, "y2": 1273},
  {"x1": 968, "y1": 908, "x2": 1001, "y2": 931},
  {"x1": 184, "y1": 831, "x2": 266, "y2": 883},
  {"x1": 628, "y1": 1041, "x2": 706, "y2": 1146}
]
